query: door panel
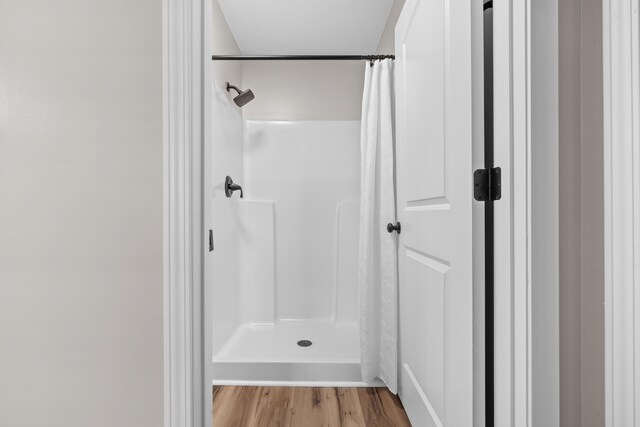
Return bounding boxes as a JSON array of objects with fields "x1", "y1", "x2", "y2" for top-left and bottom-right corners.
[
  {"x1": 396, "y1": 0, "x2": 475, "y2": 425},
  {"x1": 403, "y1": 0, "x2": 445, "y2": 203},
  {"x1": 404, "y1": 251, "x2": 445, "y2": 416}
]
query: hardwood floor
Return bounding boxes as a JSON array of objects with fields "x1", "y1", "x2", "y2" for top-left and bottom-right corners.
[{"x1": 213, "y1": 386, "x2": 413, "y2": 427}]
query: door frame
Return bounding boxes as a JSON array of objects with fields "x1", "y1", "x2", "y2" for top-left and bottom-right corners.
[
  {"x1": 163, "y1": 0, "x2": 207, "y2": 425},
  {"x1": 161, "y1": 0, "x2": 557, "y2": 426},
  {"x1": 485, "y1": 0, "x2": 560, "y2": 425},
  {"x1": 603, "y1": 0, "x2": 640, "y2": 425}
]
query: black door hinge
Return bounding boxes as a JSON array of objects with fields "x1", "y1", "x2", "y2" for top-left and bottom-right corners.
[
  {"x1": 209, "y1": 230, "x2": 214, "y2": 252},
  {"x1": 474, "y1": 167, "x2": 502, "y2": 201}
]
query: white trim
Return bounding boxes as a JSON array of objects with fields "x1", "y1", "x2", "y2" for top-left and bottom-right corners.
[
  {"x1": 512, "y1": 0, "x2": 534, "y2": 422},
  {"x1": 163, "y1": 0, "x2": 203, "y2": 426},
  {"x1": 202, "y1": 1, "x2": 215, "y2": 426},
  {"x1": 604, "y1": 0, "x2": 640, "y2": 425},
  {"x1": 494, "y1": 0, "x2": 559, "y2": 425},
  {"x1": 493, "y1": 0, "x2": 530, "y2": 424}
]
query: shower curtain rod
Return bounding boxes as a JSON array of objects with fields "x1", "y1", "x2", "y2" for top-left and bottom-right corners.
[{"x1": 211, "y1": 54, "x2": 395, "y2": 61}]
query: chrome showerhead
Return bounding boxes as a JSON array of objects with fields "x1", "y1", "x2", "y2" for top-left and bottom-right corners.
[{"x1": 226, "y1": 82, "x2": 255, "y2": 107}]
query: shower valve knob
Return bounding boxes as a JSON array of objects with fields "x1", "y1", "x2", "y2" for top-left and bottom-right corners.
[
  {"x1": 387, "y1": 222, "x2": 401, "y2": 234},
  {"x1": 224, "y1": 176, "x2": 243, "y2": 198}
]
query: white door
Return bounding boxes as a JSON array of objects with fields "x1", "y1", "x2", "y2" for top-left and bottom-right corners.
[{"x1": 395, "y1": 0, "x2": 478, "y2": 425}]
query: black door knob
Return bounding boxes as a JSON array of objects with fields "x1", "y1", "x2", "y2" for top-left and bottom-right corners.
[{"x1": 387, "y1": 222, "x2": 401, "y2": 234}]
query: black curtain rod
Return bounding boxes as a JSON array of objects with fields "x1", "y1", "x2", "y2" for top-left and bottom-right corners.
[{"x1": 211, "y1": 54, "x2": 395, "y2": 61}]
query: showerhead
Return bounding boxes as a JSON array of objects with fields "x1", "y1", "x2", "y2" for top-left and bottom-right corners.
[{"x1": 226, "y1": 82, "x2": 255, "y2": 107}]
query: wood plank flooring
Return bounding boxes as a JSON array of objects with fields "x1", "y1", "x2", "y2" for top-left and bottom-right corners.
[{"x1": 213, "y1": 386, "x2": 412, "y2": 427}]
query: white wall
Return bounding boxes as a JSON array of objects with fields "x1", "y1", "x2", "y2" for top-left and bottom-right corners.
[
  {"x1": 578, "y1": 1, "x2": 604, "y2": 423},
  {"x1": 240, "y1": 1, "x2": 403, "y2": 121},
  {"x1": 242, "y1": 61, "x2": 365, "y2": 121},
  {"x1": 212, "y1": 0, "x2": 242, "y2": 90},
  {"x1": 0, "y1": 1, "x2": 163, "y2": 426},
  {"x1": 376, "y1": 0, "x2": 406, "y2": 54},
  {"x1": 559, "y1": 0, "x2": 604, "y2": 425},
  {"x1": 559, "y1": 0, "x2": 583, "y2": 423}
]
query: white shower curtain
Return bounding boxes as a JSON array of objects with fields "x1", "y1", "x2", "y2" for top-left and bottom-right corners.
[{"x1": 358, "y1": 59, "x2": 397, "y2": 393}]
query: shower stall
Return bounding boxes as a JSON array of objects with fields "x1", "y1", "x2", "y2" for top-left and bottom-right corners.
[
  {"x1": 204, "y1": 0, "x2": 490, "y2": 425},
  {"x1": 209, "y1": 110, "x2": 366, "y2": 384}
]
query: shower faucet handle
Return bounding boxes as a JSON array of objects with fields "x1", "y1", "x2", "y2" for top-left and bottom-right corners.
[
  {"x1": 387, "y1": 222, "x2": 401, "y2": 234},
  {"x1": 224, "y1": 176, "x2": 243, "y2": 198}
]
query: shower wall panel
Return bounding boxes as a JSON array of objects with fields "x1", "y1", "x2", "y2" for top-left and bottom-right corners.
[
  {"x1": 211, "y1": 199, "x2": 241, "y2": 352},
  {"x1": 212, "y1": 83, "x2": 244, "y2": 187},
  {"x1": 211, "y1": 83, "x2": 244, "y2": 353},
  {"x1": 237, "y1": 200, "x2": 276, "y2": 325},
  {"x1": 335, "y1": 200, "x2": 360, "y2": 323},
  {"x1": 243, "y1": 121, "x2": 361, "y2": 321}
]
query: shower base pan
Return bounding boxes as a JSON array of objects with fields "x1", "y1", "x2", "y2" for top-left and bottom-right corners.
[{"x1": 212, "y1": 321, "x2": 378, "y2": 386}]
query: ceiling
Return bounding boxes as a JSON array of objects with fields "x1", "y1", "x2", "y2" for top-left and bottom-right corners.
[{"x1": 217, "y1": 0, "x2": 395, "y2": 55}]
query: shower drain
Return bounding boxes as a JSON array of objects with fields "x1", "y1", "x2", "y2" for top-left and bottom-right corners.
[{"x1": 297, "y1": 340, "x2": 312, "y2": 347}]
